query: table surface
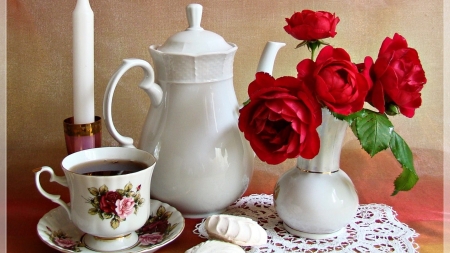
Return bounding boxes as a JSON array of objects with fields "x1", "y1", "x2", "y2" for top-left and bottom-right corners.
[{"x1": 7, "y1": 146, "x2": 445, "y2": 252}]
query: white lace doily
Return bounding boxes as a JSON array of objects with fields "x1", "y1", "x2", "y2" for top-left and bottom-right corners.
[{"x1": 193, "y1": 194, "x2": 419, "y2": 252}]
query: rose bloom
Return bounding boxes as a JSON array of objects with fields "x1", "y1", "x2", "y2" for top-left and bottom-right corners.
[
  {"x1": 238, "y1": 72, "x2": 322, "y2": 164},
  {"x1": 115, "y1": 197, "x2": 135, "y2": 219},
  {"x1": 54, "y1": 238, "x2": 77, "y2": 249},
  {"x1": 284, "y1": 10, "x2": 340, "y2": 41},
  {"x1": 365, "y1": 33, "x2": 426, "y2": 118},
  {"x1": 139, "y1": 232, "x2": 164, "y2": 246},
  {"x1": 297, "y1": 45, "x2": 370, "y2": 115},
  {"x1": 139, "y1": 220, "x2": 169, "y2": 234},
  {"x1": 99, "y1": 191, "x2": 122, "y2": 214}
]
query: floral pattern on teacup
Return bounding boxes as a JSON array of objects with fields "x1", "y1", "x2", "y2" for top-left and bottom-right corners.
[
  {"x1": 45, "y1": 226, "x2": 84, "y2": 252},
  {"x1": 136, "y1": 205, "x2": 179, "y2": 246},
  {"x1": 85, "y1": 183, "x2": 144, "y2": 229}
]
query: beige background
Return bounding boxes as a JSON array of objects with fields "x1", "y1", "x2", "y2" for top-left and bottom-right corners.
[
  {"x1": 7, "y1": 0, "x2": 443, "y2": 155},
  {"x1": 6, "y1": 0, "x2": 446, "y2": 250}
]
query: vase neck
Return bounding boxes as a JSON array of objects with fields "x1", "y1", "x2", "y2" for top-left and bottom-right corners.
[
  {"x1": 297, "y1": 167, "x2": 340, "y2": 174},
  {"x1": 297, "y1": 108, "x2": 348, "y2": 173}
]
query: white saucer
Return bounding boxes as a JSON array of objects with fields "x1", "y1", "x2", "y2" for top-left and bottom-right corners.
[{"x1": 37, "y1": 199, "x2": 185, "y2": 253}]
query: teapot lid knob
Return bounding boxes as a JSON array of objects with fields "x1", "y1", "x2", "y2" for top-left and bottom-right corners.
[
  {"x1": 154, "y1": 3, "x2": 234, "y2": 54},
  {"x1": 186, "y1": 4, "x2": 203, "y2": 31}
]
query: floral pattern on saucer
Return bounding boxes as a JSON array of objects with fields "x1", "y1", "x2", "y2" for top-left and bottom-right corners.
[
  {"x1": 46, "y1": 226, "x2": 85, "y2": 252},
  {"x1": 85, "y1": 183, "x2": 145, "y2": 229},
  {"x1": 137, "y1": 205, "x2": 179, "y2": 246},
  {"x1": 37, "y1": 199, "x2": 185, "y2": 253}
]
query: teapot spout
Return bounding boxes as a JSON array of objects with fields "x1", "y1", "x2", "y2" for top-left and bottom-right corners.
[{"x1": 256, "y1": 41, "x2": 286, "y2": 75}]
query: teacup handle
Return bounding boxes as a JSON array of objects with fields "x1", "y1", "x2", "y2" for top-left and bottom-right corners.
[
  {"x1": 33, "y1": 166, "x2": 71, "y2": 219},
  {"x1": 103, "y1": 58, "x2": 163, "y2": 148}
]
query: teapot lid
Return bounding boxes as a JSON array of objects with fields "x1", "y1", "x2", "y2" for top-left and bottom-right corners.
[{"x1": 156, "y1": 4, "x2": 234, "y2": 54}]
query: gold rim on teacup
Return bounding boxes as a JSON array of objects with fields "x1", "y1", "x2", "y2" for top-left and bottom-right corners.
[{"x1": 92, "y1": 233, "x2": 132, "y2": 241}]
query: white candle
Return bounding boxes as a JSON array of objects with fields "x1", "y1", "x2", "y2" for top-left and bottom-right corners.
[{"x1": 73, "y1": 0, "x2": 94, "y2": 124}]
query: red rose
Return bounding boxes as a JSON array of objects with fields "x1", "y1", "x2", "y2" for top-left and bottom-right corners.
[
  {"x1": 284, "y1": 10, "x2": 340, "y2": 41},
  {"x1": 99, "y1": 191, "x2": 122, "y2": 214},
  {"x1": 138, "y1": 232, "x2": 164, "y2": 246},
  {"x1": 238, "y1": 72, "x2": 322, "y2": 164},
  {"x1": 139, "y1": 220, "x2": 169, "y2": 234},
  {"x1": 356, "y1": 56, "x2": 374, "y2": 91},
  {"x1": 366, "y1": 33, "x2": 426, "y2": 118},
  {"x1": 297, "y1": 45, "x2": 370, "y2": 115},
  {"x1": 54, "y1": 238, "x2": 77, "y2": 249}
]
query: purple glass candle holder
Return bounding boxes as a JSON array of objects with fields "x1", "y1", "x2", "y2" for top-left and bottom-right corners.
[{"x1": 63, "y1": 116, "x2": 102, "y2": 154}]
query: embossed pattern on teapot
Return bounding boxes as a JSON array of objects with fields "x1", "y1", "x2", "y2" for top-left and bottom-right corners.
[{"x1": 103, "y1": 4, "x2": 255, "y2": 218}]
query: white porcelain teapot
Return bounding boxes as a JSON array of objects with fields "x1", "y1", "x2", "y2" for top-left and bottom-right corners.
[{"x1": 103, "y1": 3, "x2": 284, "y2": 218}]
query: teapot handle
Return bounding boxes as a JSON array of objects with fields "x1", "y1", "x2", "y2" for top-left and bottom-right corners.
[{"x1": 103, "y1": 58, "x2": 163, "y2": 148}]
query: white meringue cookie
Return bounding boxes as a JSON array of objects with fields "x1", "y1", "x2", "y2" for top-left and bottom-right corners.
[
  {"x1": 185, "y1": 240, "x2": 245, "y2": 253},
  {"x1": 205, "y1": 214, "x2": 267, "y2": 246}
]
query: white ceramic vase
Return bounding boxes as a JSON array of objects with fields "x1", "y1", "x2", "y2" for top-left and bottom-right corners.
[{"x1": 273, "y1": 108, "x2": 359, "y2": 239}]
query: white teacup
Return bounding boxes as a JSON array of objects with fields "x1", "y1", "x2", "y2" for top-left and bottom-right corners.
[{"x1": 34, "y1": 147, "x2": 156, "y2": 252}]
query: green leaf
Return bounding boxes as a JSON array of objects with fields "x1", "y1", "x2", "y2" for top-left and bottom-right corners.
[
  {"x1": 162, "y1": 211, "x2": 173, "y2": 220},
  {"x1": 318, "y1": 39, "x2": 330, "y2": 46},
  {"x1": 157, "y1": 206, "x2": 166, "y2": 217},
  {"x1": 147, "y1": 216, "x2": 156, "y2": 224},
  {"x1": 389, "y1": 131, "x2": 419, "y2": 195},
  {"x1": 353, "y1": 109, "x2": 393, "y2": 157},
  {"x1": 88, "y1": 187, "x2": 99, "y2": 196},
  {"x1": 92, "y1": 197, "x2": 100, "y2": 207},
  {"x1": 332, "y1": 111, "x2": 363, "y2": 138},
  {"x1": 103, "y1": 212, "x2": 114, "y2": 219},
  {"x1": 111, "y1": 218, "x2": 120, "y2": 229},
  {"x1": 332, "y1": 110, "x2": 366, "y2": 124},
  {"x1": 88, "y1": 208, "x2": 98, "y2": 215},
  {"x1": 295, "y1": 40, "x2": 308, "y2": 49},
  {"x1": 385, "y1": 103, "x2": 400, "y2": 116},
  {"x1": 99, "y1": 185, "x2": 108, "y2": 195},
  {"x1": 124, "y1": 182, "x2": 133, "y2": 192},
  {"x1": 168, "y1": 223, "x2": 179, "y2": 233}
]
